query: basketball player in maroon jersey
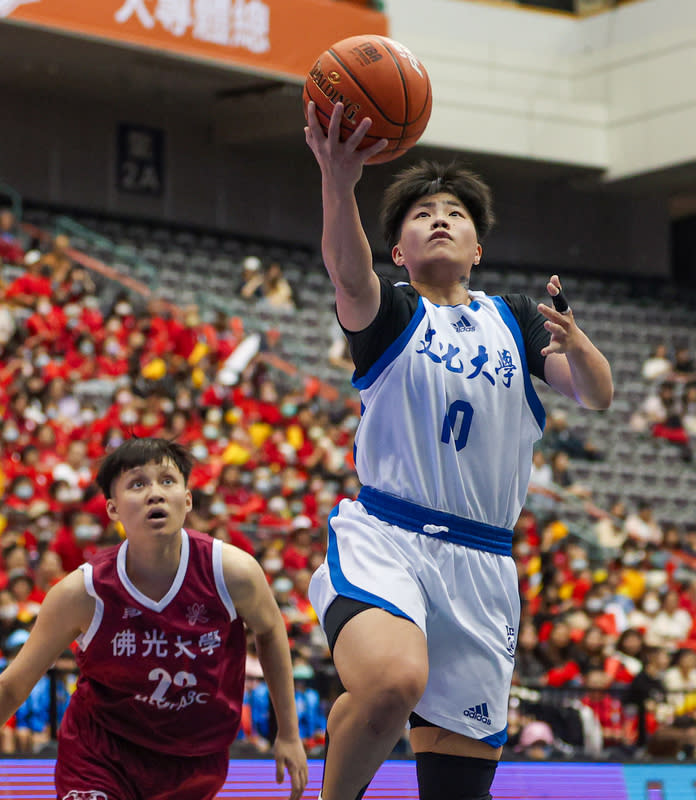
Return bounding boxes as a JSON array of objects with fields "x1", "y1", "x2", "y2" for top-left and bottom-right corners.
[{"x1": 0, "y1": 438, "x2": 308, "y2": 800}]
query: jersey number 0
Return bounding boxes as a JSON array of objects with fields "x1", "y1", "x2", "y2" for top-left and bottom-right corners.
[{"x1": 440, "y1": 400, "x2": 474, "y2": 452}]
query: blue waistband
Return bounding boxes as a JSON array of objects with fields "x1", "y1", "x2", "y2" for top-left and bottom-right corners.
[{"x1": 357, "y1": 486, "x2": 513, "y2": 556}]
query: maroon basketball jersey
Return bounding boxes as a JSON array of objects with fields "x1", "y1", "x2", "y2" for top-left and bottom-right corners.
[{"x1": 64, "y1": 529, "x2": 246, "y2": 757}]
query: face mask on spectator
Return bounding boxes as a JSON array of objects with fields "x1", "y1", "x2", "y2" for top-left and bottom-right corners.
[
  {"x1": 203, "y1": 425, "x2": 220, "y2": 440},
  {"x1": 81, "y1": 409, "x2": 96, "y2": 423},
  {"x1": 262, "y1": 557, "x2": 282, "y2": 573},
  {"x1": 74, "y1": 524, "x2": 102, "y2": 542},
  {"x1": 286, "y1": 477, "x2": 307, "y2": 492},
  {"x1": 268, "y1": 497, "x2": 288, "y2": 514},
  {"x1": 0, "y1": 603, "x2": 18, "y2": 622},
  {"x1": 105, "y1": 340, "x2": 121, "y2": 356},
  {"x1": 79, "y1": 341, "x2": 95, "y2": 356},
  {"x1": 55, "y1": 489, "x2": 74, "y2": 504},
  {"x1": 120, "y1": 410, "x2": 138, "y2": 425},
  {"x1": 281, "y1": 403, "x2": 298, "y2": 417},
  {"x1": 191, "y1": 445, "x2": 208, "y2": 460},
  {"x1": 107, "y1": 435, "x2": 124, "y2": 449},
  {"x1": 15, "y1": 484, "x2": 34, "y2": 500},
  {"x1": 115, "y1": 301, "x2": 133, "y2": 316},
  {"x1": 34, "y1": 354, "x2": 50, "y2": 368},
  {"x1": 3, "y1": 427, "x2": 19, "y2": 442},
  {"x1": 160, "y1": 399, "x2": 174, "y2": 414},
  {"x1": 570, "y1": 558, "x2": 588, "y2": 572},
  {"x1": 623, "y1": 551, "x2": 644, "y2": 567},
  {"x1": 209, "y1": 502, "x2": 226, "y2": 516},
  {"x1": 585, "y1": 597, "x2": 603, "y2": 613},
  {"x1": 642, "y1": 596, "x2": 660, "y2": 614},
  {"x1": 650, "y1": 552, "x2": 669, "y2": 568},
  {"x1": 38, "y1": 527, "x2": 56, "y2": 543}
]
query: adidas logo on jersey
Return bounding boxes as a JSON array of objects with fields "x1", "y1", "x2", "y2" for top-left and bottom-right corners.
[
  {"x1": 452, "y1": 314, "x2": 475, "y2": 333},
  {"x1": 463, "y1": 702, "x2": 492, "y2": 725}
]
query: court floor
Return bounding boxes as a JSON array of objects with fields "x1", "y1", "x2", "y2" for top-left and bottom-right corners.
[{"x1": 0, "y1": 757, "x2": 691, "y2": 799}]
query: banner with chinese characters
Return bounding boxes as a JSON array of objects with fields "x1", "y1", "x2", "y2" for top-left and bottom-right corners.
[{"x1": 0, "y1": 0, "x2": 388, "y2": 79}]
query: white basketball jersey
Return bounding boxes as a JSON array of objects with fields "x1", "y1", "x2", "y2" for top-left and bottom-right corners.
[{"x1": 352, "y1": 291, "x2": 545, "y2": 530}]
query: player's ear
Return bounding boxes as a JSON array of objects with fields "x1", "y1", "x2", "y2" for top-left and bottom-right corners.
[
  {"x1": 473, "y1": 243, "x2": 482, "y2": 266},
  {"x1": 106, "y1": 498, "x2": 119, "y2": 520},
  {"x1": 392, "y1": 243, "x2": 405, "y2": 267},
  {"x1": 185, "y1": 490, "x2": 193, "y2": 513}
]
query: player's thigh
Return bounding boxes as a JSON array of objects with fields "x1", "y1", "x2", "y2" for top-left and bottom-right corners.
[
  {"x1": 410, "y1": 724, "x2": 502, "y2": 760},
  {"x1": 333, "y1": 607, "x2": 428, "y2": 698}
]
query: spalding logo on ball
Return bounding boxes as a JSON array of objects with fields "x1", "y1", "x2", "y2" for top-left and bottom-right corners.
[{"x1": 304, "y1": 35, "x2": 432, "y2": 164}]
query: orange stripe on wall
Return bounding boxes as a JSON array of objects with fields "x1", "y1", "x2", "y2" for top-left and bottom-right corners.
[{"x1": 1, "y1": 0, "x2": 388, "y2": 79}]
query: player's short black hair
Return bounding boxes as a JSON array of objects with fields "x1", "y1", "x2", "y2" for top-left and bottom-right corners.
[
  {"x1": 96, "y1": 437, "x2": 194, "y2": 499},
  {"x1": 380, "y1": 160, "x2": 495, "y2": 249}
]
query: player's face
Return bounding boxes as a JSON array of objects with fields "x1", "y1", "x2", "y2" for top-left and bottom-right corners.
[
  {"x1": 392, "y1": 192, "x2": 481, "y2": 277},
  {"x1": 106, "y1": 459, "x2": 192, "y2": 537}
]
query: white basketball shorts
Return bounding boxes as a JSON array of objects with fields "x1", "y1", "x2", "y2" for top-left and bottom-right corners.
[{"x1": 308, "y1": 496, "x2": 520, "y2": 746}]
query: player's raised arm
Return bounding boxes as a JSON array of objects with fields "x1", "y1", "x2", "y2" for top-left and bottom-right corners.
[
  {"x1": 222, "y1": 546, "x2": 308, "y2": 800},
  {"x1": 0, "y1": 570, "x2": 92, "y2": 726},
  {"x1": 305, "y1": 101, "x2": 386, "y2": 332},
  {"x1": 539, "y1": 274, "x2": 614, "y2": 410}
]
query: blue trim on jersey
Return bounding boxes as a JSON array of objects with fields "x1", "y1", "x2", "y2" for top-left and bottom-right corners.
[
  {"x1": 357, "y1": 487, "x2": 513, "y2": 556},
  {"x1": 482, "y1": 724, "x2": 508, "y2": 747},
  {"x1": 352, "y1": 298, "x2": 426, "y2": 391},
  {"x1": 490, "y1": 296, "x2": 546, "y2": 433},
  {"x1": 326, "y1": 505, "x2": 415, "y2": 623}
]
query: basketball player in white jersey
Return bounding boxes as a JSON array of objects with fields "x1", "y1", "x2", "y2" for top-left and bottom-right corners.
[{"x1": 304, "y1": 100, "x2": 613, "y2": 800}]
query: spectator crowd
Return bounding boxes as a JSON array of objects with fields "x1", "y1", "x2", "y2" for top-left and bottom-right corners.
[{"x1": 1, "y1": 207, "x2": 696, "y2": 762}]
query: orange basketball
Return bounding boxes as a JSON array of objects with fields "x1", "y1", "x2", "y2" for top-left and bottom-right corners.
[{"x1": 303, "y1": 34, "x2": 432, "y2": 165}]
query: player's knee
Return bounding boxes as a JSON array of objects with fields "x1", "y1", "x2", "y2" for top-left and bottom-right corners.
[
  {"x1": 415, "y1": 752, "x2": 497, "y2": 800},
  {"x1": 365, "y1": 667, "x2": 426, "y2": 735}
]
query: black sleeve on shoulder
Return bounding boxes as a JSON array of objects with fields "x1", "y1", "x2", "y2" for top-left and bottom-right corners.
[
  {"x1": 501, "y1": 294, "x2": 551, "y2": 382},
  {"x1": 342, "y1": 275, "x2": 419, "y2": 378}
]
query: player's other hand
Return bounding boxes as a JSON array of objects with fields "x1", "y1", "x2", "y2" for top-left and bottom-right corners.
[
  {"x1": 537, "y1": 275, "x2": 580, "y2": 356},
  {"x1": 273, "y1": 732, "x2": 308, "y2": 800}
]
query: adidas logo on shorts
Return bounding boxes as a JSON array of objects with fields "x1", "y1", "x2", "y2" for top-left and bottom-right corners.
[{"x1": 463, "y1": 702, "x2": 492, "y2": 725}]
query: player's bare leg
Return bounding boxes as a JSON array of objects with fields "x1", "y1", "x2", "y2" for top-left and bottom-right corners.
[{"x1": 320, "y1": 609, "x2": 428, "y2": 800}]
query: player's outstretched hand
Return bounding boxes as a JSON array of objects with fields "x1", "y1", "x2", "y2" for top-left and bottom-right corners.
[
  {"x1": 274, "y1": 732, "x2": 308, "y2": 800},
  {"x1": 537, "y1": 275, "x2": 581, "y2": 357},
  {"x1": 304, "y1": 100, "x2": 388, "y2": 188}
]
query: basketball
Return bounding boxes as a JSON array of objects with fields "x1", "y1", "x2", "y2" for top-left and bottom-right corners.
[{"x1": 303, "y1": 35, "x2": 432, "y2": 165}]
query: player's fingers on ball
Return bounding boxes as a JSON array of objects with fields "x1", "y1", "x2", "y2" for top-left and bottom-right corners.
[
  {"x1": 306, "y1": 102, "x2": 319, "y2": 129},
  {"x1": 346, "y1": 116, "x2": 373, "y2": 149},
  {"x1": 364, "y1": 138, "x2": 389, "y2": 159},
  {"x1": 328, "y1": 102, "x2": 344, "y2": 138}
]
